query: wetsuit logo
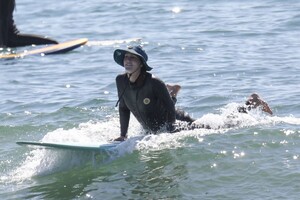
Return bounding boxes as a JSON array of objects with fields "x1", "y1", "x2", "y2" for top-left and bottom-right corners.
[{"x1": 143, "y1": 98, "x2": 151, "y2": 105}]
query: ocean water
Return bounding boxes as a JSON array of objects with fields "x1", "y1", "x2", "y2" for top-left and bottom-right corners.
[{"x1": 1, "y1": 0, "x2": 300, "y2": 199}]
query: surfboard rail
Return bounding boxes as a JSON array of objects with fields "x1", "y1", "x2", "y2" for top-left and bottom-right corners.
[{"x1": 16, "y1": 141, "x2": 120, "y2": 151}]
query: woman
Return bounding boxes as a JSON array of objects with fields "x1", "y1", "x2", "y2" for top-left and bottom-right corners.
[
  {"x1": 113, "y1": 46, "x2": 196, "y2": 141},
  {"x1": 0, "y1": 0, "x2": 58, "y2": 48},
  {"x1": 113, "y1": 46, "x2": 273, "y2": 141}
]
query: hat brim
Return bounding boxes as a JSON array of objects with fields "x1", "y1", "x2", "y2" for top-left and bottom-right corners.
[{"x1": 114, "y1": 49, "x2": 152, "y2": 71}]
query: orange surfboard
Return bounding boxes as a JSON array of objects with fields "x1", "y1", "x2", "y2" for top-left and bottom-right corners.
[{"x1": 0, "y1": 38, "x2": 88, "y2": 59}]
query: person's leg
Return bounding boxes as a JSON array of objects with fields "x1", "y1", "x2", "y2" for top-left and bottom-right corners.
[
  {"x1": 166, "y1": 84, "x2": 181, "y2": 105},
  {"x1": 238, "y1": 93, "x2": 273, "y2": 115},
  {"x1": 175, "y1": 108, "x2": 195, "y2": 124},
  {"x1": 8, "y1": 33, "x2": 58, "y2": 47},
  {"x1": 167, "y1": 84, "x2": 196, "y2": 123},
  {"x1": 245, "y1": 93, "x2": 273, "y2": 115},
  {"x1": 166, "y1": 84, "x2": 181, "y2": 98}
]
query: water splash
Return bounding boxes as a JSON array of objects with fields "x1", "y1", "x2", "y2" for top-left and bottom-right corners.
[{"x1": 4, "y1": 103, "x2": 300, "y2": 182}]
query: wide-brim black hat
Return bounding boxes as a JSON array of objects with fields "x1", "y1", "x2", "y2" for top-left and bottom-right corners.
[{"x1": 113, "y1": 46, "x2": 152, "y2": 71}]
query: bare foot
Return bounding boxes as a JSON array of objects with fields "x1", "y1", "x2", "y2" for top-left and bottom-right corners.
[
  {"x1": 246, "y1": 93, "x2": 273, "y2": 115},
  {"x1": 166, "y1": 84, "x2": 181, "y2": 98}
]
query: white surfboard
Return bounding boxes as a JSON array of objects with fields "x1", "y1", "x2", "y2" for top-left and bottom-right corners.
[{"x1": 16, "y1": 141, "x2": 120, "y2": 151}]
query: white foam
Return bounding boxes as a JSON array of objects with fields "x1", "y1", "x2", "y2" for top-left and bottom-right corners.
[
  {"x1": 7, "y1": 117, "x2": 142, "y2": 181},
  {"x1": 194, "y1": 103, "x2": 281, "y2": 129}
]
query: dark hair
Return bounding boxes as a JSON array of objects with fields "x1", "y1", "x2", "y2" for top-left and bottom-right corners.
[{"x1": 141, "y1": 64, "x2": 147, "y2": 72}]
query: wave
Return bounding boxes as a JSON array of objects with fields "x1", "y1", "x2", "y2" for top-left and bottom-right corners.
[{"x1": 2, "y1": 102, "x2": 300, "y2": 183}]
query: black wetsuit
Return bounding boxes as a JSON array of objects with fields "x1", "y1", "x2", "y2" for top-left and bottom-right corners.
[
  {"x1": 0, "y1": 0, "x2": 58, "y2": 48},
  {"x1": 116, "y1": 71, "x2": 182, "y2": 137},
  {"x1": 116, "y1": 71, "x2": 263, "y2": 136}
]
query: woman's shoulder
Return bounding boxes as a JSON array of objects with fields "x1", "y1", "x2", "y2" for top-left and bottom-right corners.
[
  {"x1": 147, "y1": 73, "x2": 165, "y2": 86},
  {"x1": 116, "y1": 73, "x2": 127, "y2": 81}
]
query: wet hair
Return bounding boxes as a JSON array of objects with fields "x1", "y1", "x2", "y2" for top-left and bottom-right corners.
[{"x1": 141, "y1": 66, "x2": 147, "y2": 72}]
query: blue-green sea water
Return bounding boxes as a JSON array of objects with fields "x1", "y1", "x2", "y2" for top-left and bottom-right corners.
[{"x1": 1, "y1": 0, "x2": 300, "y2": 199}]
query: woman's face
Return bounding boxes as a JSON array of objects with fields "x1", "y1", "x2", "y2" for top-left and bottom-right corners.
[{"x1": 123, "y1": 53, "x2": 143, "y2": 74}]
